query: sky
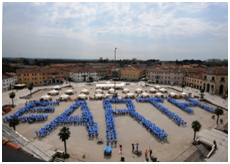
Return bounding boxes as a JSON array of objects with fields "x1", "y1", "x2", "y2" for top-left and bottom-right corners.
[{"x1": 2, "y1": 2, "x2": 228, "y2": 60}]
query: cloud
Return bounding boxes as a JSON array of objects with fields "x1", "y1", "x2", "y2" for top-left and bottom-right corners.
[{"x1": 2, "y1": 2, "x2": 228, "y2": 60}]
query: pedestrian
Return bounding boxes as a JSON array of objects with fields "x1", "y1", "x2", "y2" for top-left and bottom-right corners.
[
  {"x1": 213, "y1": 140, "x2": 217, "y2": 148},
  {"x1": 132, "y1": 143, "x2": 134, "y2": 152},
  {"x1": 145, "y1": 150, "x2": 148, "y2": 159},
  {"x1": 149, "y1": 148, "x2": 152, "y2": 157},
  {"x1": 119, "y1": 147, "x2": 123, "y2": 154}
]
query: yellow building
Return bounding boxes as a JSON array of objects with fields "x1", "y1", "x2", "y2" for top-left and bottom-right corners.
[
  {"x1": 120, "y1": 66, "x2": 142, "y2": 81},
  {"x1": 17, "y1": 68, "x2": 43, "y2": 86},
  {"x1": 202, "y1": 67, "x2": 228, "y2": 95},
  {"x1": 17, "y1": 67, "x2": 64, "y2": 86},
  {"x1": 185, "y1": 74, "x2": 203, "y2": 90}
]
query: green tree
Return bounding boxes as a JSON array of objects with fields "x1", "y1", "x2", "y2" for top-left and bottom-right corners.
[
  {"x1": 9, "y1": 118, "x2": 20, "y2": 131},
  {"x1": 68, "y1": 77, "x2": 72, "y2": 84},
  {"x1": 28, "y1": 85, "x2": 33, "y2": 96},
  {"x1": 89, "y1": 76, "x2": 93, "y2": 82},
  {"x1": 58, "y1": 127, "x2": 71, "y2": 155},
  {"x1": 200, "y1": 88, "x2": 205, "y2": 99},
  {"x1": 9, "y1": 92, "x2": 15, "y2": 107},
  {"x1": 214, "y1": 108, "x2": 224, "y2": 125},
  {"x1": 191, "y1": 120, "x2": 202, "y2": 144}
]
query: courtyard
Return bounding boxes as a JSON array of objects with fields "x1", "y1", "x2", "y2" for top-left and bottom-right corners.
[{"x1": 2, "y1": 81, "x2": 228, "y2": 162}]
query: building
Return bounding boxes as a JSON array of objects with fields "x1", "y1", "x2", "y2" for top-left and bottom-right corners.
[
  {"x1": 16, "y1": 68, "x2": 64, "y2": 86},
  {"x1": 42, "y1": 68, "x2": 65, "y2": 85},
  {"x1": 70, "y1": 68, "x2": 97, "y2": 82},
  {"x1": 120, "y1": 66, "x2": 142, "y2": 81},
  {"x1": 202, "y1": 67, "x2": 228, "y2": 95},
  {"x1": 95, "y1": 68, "x2": 108, "y2": 80},
  {"x1": 2, "y1": 72, "x2": 18, "y2": 92},
  {"x1": 147, "y1": 67, "x2": 187, "y2": 85},
  {"x1": 184, "y1": 74, "x2": 203, "y2": 89}
]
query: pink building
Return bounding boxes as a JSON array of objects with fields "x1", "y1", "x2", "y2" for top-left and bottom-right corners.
[{"x1": 147, "y1": 67, "x2": 187, "y2": 85}]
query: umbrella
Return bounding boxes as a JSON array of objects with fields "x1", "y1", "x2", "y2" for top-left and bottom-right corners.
[
  {"x1": 78, "y1": 94, "x2": 86, "y2": 98},
  {"x1": 155, "y1": 85, "x2": 161, "y2": 89},
  {"x1": 95, "y1": 94, "x2": 103, "y2": 98},
  {"x1": 82, "y1": 89, "x2": 88, "y2": 92}
]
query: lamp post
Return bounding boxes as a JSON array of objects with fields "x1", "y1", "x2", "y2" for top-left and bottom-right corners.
[{"x1": 114, "y1": 47, "x2": 117, "y2": 93}]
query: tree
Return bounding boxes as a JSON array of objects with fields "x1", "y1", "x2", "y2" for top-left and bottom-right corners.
[
  {"x1": 28, "y1": 85, "x2": 33, "y2": 96},
  {"x1": 9, "y1": 118, "x2": 20, "y2": 131},
  {"x1": 191, "y1": 120, "x2": 202, "y2": 144},
  {"x1": 89, "y1": 76, "x2": 93, "y2": 82},
  {"x1": 99, "y1": 57, "x2": 103, "y2": 61},
  {"x1": 58, "y1": 127, "x2": 71, "y2": 155},
  {"x1": 68, "y1": 77, "x2": 72, "y2": 84},
  {"x1": 181, "y1": 82, "x2": 185, "y2": 92},
  {"x1": 200, "y1": 88, "x2": 205, "y2": 99},
  {"x1": 9, "y1": 92, "x2": 15, "y2": 107},
  {"x1": 214, "y1": 108, "x2": 224, "y2": 125}
]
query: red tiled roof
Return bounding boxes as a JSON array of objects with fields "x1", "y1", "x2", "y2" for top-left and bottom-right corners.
[
  {"x1": 16, "y1": 68, "x2": 41, "y2": 74},
  {"x1": 122, "y1": 66, "x2": 140, "y2": 71},
  {"x1": 6, "y1": 72, "x2": 17, "y2": 76}
]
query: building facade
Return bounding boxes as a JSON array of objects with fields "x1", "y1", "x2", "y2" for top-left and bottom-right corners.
[
  {"x1": 147, "y1": 67, "x2": 186, "y2": 85},
  {"x1": 70, "y1": 68, "x2": 97, "y2": 82},
  {"x1": 120, "y1": 66, "x2": 142, "y2": 81},
  {"x1": 202, "y1": 67, "x2": 228, "y2": 95},
  {"x1": 17, "y1": 68, "x2": 64, "y2": 86},
  {"x1": 184, "y1": 74, "x2": 203, "y2": 89},
  {"x1": 2, "y1": 73, "x2": 18, "y2": 92}
]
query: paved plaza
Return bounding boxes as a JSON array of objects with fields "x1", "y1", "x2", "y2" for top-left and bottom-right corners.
[{"x1": 2, "y1": 81, "x2": 228, "y2": 162}]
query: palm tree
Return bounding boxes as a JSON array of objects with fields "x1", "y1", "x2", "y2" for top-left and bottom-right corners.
[
  {"x1": 9, "y1": 92, "x2": 15, "y2": 107},
  {"x1": 58, "y1": 127, "x2": 71, "y2": 155},
  {"x1": 9, "y1": 118, "x2": 20, "y2": 130},
  {"x1": 215, "y1": 108, "x2": 224, "y2": 125},
  {"x1": 200, "y1": 88, "x2": 205, "y2": 99},
  {"x1": 28, "y1": 85, "x2": 33, "y2": 96},
  {"x1": 191, "y1": 120, "x2": 202, "y2": 144}
]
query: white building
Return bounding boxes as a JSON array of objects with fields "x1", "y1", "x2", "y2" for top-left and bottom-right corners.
[
  {"x1": 70, "y1": 68, "x2": 97, "y2": 82},
  {"x1": 2, "y1": 72, "x2": 18, "y2": 92}
]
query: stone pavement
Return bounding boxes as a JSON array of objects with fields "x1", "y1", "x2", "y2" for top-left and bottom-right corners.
[{"x1": 2, "y1": 81, "x2": 228, "y2": 162}]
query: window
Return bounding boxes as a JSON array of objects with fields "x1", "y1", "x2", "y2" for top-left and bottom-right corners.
[
  {"x1": 32, "y1": 78, "x2": 34, "y2": 80},
  {"x1": 35, "y1": 73, "x2": 36, "y2": 76},
  {"x1": 32, "y1": 74, "x2": 34, "y2": 76},
  {"x1": 211, "y1": 77, "x2": 215, "y2": 81},
  {"x1": 27, "y1": 74, "x2": 29, "y2": 76},
  {"x1": 24, "y1": 78, "x2": 26, "y2": 81},
  {"x1": 27, "y1": 78, "x2": 29, "y2": 80},
  {"x1": 24, "y1": 74, "x2": 26, "y2": 76}
]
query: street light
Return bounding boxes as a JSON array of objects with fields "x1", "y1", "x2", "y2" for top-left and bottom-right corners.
[{"x1": 114, "y1": 47, "x2": 117, "y2": 93}]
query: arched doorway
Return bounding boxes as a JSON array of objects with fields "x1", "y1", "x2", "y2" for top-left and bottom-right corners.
[
  {"x1": 219, "y1": 85, "x2": 224, "y2": 95},
  {"x1": 207, "y1": 83, "x2": 210, "y2": 92},
  {"x1": 156, "y1": 80, "x2": 159, "y2": 84}
]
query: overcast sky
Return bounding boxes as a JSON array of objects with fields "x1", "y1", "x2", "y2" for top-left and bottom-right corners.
[{"x1": 2, "y1": 2, "x2": 228, "y2": 60}]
